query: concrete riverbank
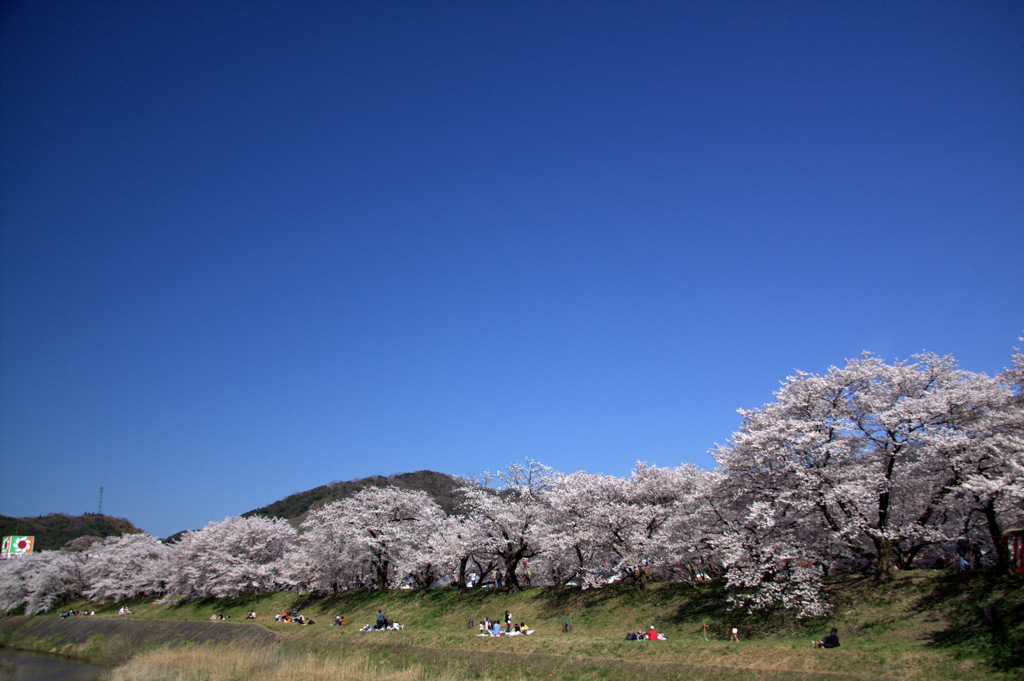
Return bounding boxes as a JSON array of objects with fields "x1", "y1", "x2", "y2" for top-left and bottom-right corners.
[{"x1": 0, "y1": 615, "x2": 280, "y2": 666}]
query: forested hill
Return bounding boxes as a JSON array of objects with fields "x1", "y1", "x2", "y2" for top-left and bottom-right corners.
[
  {"x1": 0, "y1": 513, "x2": 142, "y2": 551},
  {"x1": 242, "y1": 470, "x2": 462, "y2": 524}
]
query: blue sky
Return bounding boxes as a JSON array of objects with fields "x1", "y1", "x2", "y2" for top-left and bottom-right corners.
[{"x1": 2, "y1": 1, "x2": 1022, "y2": 540}]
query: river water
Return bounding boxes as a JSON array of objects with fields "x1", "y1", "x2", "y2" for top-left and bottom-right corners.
[{"x1": 0, "y1": 648, "x2": 105, "y2": 680}]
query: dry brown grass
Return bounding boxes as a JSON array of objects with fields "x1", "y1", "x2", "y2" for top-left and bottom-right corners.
[
  {"x1": 108, "y1": 644, "x2": 450, "y2": 681},
  {"x1": 106, "y1": 637, "x2": 953, "y2": 681}
]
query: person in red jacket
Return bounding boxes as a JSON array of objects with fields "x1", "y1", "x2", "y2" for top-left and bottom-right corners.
[{"x1": 647, "y1": 625, "x2": 657, "y2": 641}]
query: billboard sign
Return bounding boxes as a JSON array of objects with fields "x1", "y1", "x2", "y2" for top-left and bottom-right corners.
[{"x1": 2, "y1": 536, "x2": 34, "y2": 557}]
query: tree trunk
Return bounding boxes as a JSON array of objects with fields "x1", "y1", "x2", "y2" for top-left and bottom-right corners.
[
  {"x1": 630, "y1": 566, "x2": 649, "y2": 590},
  {"x1": 873, "y1": 537, "x2": 895, "y2": 582},
  {"x1": 982, "y1": 497, "x2": 1012, "y2": 574},
  {"x1": 502, "y1": 553, "x2": 522, "y2": 593},
  {"x1": 873, "y1": 449, "x2": 898, "y2": 583},
  {"x1": 373, "y1": 559, "x2": 390, "y2": 590},
  {"x1": 453, "y1": 556, "x2": 470, "y2": 593},
  {"x1": 895, "y1": 539, "x2": 933, "y2": 571},
  {"x1": 413, "y1": 564, "x2": 435, "y2": 594},
  {"x1": 466, "y1": 558, "x2": 497, "y2": 590}
]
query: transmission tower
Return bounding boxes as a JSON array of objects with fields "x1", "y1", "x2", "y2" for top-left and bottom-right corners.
[{"x1": 97, "y1": 486, "x2": 103, "y2": 515}]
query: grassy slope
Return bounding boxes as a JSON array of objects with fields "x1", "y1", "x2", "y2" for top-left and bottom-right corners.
[{"x1": 20, "y1": 570, "x2": 1024, "y2": 681}]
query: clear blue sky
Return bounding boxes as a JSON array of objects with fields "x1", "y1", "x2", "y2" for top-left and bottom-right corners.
[{"x1": 2, "y1": 1, "x2": 1022, "y2": 539}]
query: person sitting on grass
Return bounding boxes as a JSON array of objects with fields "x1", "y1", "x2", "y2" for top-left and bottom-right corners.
[{"x1": 814, "y1": 628, "x2": 840, "y2": 649}]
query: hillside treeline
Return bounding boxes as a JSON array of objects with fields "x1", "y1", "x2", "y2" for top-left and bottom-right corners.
[
  {"x1": 0, "y1": 513, "x2": 142, "y2": 552},
  {"x1": 241, "y1": 470, "x2": 462, "y2": 524},
  {"x1": 2, "y1": 348, "x2": 1021, "y2": 618}
]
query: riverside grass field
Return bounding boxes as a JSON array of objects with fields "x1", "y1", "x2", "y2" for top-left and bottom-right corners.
[{"x1": 3, "y1": 570, "x2": 1021, "y2": 681}]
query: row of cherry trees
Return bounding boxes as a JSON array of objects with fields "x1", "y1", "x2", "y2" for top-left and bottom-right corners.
[{"x1": 3, "y1": 347, "x2": 1021, "y2": 617}]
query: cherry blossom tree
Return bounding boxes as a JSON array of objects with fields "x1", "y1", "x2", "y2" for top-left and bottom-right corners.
[
  {"x1": 301, "y1": 502, "x2": 361, "y2": 593},
  {"x1": 660, "y1": 465, "x2": 722, "y2": 584},
  {"x1": 376, "y1": 490, "x2": 449, "y2": 592},
  {"x1": 572, "y1": 464, "x2": 675, "y2": 589},
  {"x1": 617, "y1": 462, "x2": 709, "y2": 589},
  {"x1": 165, "y1": 515, "x2": 298, "y2": 598},
  {"x1": 83, "y1": 533, "x2": 171, "y2": 602},
  {"x1": 457, "y1": 460, "x2": 556, "y2": 592},
  {"x1": 303, "y1": 486, "x2": 444, "y2": 591},
  {"x1": 706, "y1": 466, "x2": 835, "y2": 617},
  {"x1": 0, "y1": 553, "x2": 44, "y2": 612},
  {"x1": 932, "y1": 343, "x2": 1024, "y2": 573},
  {"x1": 538, "y1": 470, "x2": 619, "y2": 586},
  {"x1": 435, "y1": 512, "x2": 502, "y2": 591},
  {"x1": 23, "y1": 551, "x2": 88, "y2": 614},
  {"x1": 714, "y1": 353, "x2": 995, "y2": 585},
  {"x1": 535, "y1": 463, "x2": 717, "y2": 590},
  {"x1": 983, "y1": 342, "x2": 1024, "y2": 569}
]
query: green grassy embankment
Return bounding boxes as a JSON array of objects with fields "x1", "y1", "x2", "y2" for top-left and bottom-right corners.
[{"x1": 2, "y1": 570, "x2": 1020, "y2": 680}]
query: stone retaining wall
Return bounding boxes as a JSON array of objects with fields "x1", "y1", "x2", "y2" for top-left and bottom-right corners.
[{"x1": 0, "y1": 615, "x2": 279, "y2": 652}]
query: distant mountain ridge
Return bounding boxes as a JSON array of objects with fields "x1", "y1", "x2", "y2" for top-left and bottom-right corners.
[
  {"x1": 3, "y1": 471, "x2": 463, "y2": 546},
  {"x1": 0, "y1": 513, "x2": 142, "y2": 552},
  {"x1": 242, "y1": 470, "x2": 463, "y2": 525}
]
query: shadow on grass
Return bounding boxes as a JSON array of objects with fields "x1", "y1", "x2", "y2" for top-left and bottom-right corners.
[
  {"x1": 914, "y1": 569, "x2": 1024, "y2": 672},
  {"x1": 169, "y1": 592, "x2": 269, "y2": 612},
  {"x1": 536, "y1": 583, "x2": 629, "y2": 616},
  {"x1": 662, "y1": 579, "x2": 826, "y2": 641}
]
